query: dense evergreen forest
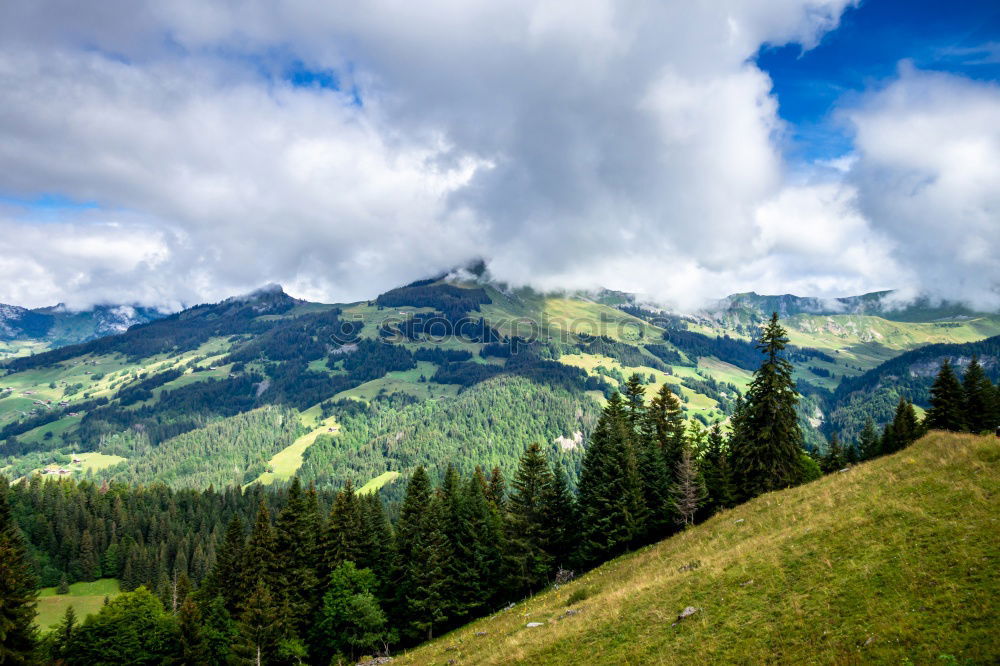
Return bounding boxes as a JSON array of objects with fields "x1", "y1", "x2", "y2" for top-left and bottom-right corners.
[{"x1": 298, "y1": 376, "x2": 597, "y2": 497}]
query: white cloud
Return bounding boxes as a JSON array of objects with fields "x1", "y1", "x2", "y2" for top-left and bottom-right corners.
[
  {"x1": 845, "y1": 66, "x2": 1000, "y2": 310},
  {"x1": 6, "y1": 0, "x2": 995, "y2": 313}
]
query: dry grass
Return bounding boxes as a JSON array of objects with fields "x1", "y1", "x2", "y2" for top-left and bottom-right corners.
[{"x1": 400, "y1": 432, "x2": 999, "y2": 665}]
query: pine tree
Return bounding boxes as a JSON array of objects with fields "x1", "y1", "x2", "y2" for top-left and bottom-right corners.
[
  {"x1": 700, "y1": 423, "x2": 736, "y2": 516},
  {"x1": 274, "y1": 477, "x2": 320, "y2": 632},
  {"x1": 645, "y1": 383, "x2": 687, "y2": 474},
  {"x1": 925, "y1": 359, "x2": 966, "y2": 432},
  {"x1": 50, "y1": 605, "x2": 76, "y2": 663},
  {"x1": 670, "y1": 444, "x2": 707, "y2": 527},
  {"x1": 205, "y1": 516, "x2": 245, "y2": 615},
  {"x1": 406, "y1": 493, "x2": 456, "y2": 642},
  {"x1": 506, "y1": 443, "x2": 555, "y2": 593},
  {"x1": 576, "y1": 393, "x2": 646, "y2": 567},
  {"x1": 178, "y1": 597, "x2": 210, "y2": 664},
  {"x1": 884, "y1": 397, "x2": 920, "y2": 454},
  {"x1": 622, "y1": 373, "x2": 647, "y2": 432},
  {"x1": 857, "y1": 418, "x2": 881, "y2": 460},
  {"x1": 731, "y1": 313, "x2": 804, "y2": 500},
  {"x1": 462, "y1": 472, "x2": 505, "y2": 608},
  {"x1": 323, "y1": 481, "x2": 364, "y2": 577},
  {"x1": 0, "y1": 478, "x2": 37, "y2": 664},
  {"x1": 235, "y1": 581, "x2": 285, "y2": 666},
  {"x1": 485, "y1": 467, "x2": 507, "y2": 512},
  {"x1": 239, "y1": 503, "x2": 276, "y2": 613},
  {"x1": 541, "y1": 465, "x2": 578, "y2": 569},
  {"x1": 821, "y1": 434, "x2": 846, "y2": 473},
  {"x1": 962, "y1": 356, "x2": 997, "y2": 433},
  {"x1": 392, "y1": 467, "x2": 433, "y2": 632}
]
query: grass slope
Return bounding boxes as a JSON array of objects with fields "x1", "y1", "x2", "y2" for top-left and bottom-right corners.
[
  {"x1": 402, "y1": 432, "x2": 999, "y2": 665},
  {"x1": 36, "y1": 578, "x2": 121, "y2": 630}
]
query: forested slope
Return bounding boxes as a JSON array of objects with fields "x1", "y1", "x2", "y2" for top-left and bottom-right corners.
[{"x1": 402, "y1": 432, "x2": 1000, "y2": 665}]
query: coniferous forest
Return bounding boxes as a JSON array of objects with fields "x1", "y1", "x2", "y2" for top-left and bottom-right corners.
[{"x1": 5, "y1": 313, "x2": 995, "y2": 664}]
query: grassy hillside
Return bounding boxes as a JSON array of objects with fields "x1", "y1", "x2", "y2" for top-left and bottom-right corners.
[{"x1": 401, "y1": 432, "x2": 999, "y2": 665}]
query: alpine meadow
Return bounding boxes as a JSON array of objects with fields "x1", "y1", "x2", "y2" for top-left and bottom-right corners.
[{"x1": 1, "y1": 1, "x2": 999, "y2": 664}]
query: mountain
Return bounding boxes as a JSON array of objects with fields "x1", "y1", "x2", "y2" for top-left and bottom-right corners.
[
  {"x1": 825, "y1": 334, "x2": 1000, "y2": 441},
  {"x1": 404, "y1": 432, "x2": 999, "y2": 665},
  {"x1": 1, "y1": 275, "x2": 998, "y2": 493},
  {"x1": 0, "y1": 301, "x2": 165, "y2": 359}
]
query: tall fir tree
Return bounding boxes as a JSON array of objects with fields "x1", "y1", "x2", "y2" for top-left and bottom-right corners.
[
  {"x1": 205, "y1": 516, "x2": 245, "y2": 615},
  {"x1": 730, "y1": 313, "x2": 804, "y2": 500},
  {"x1": 405, "y1": 493, "x2": 457, "y2": 642},
  {"x1": 575, "y1": 393, "x2": 647, "y2": 567},
  {"x1": 821, "y1": 434, "x2": 846, "y2": 473},
  {"x1": 273, "y1": 477, "x2": 320, "y2": 634},
  {"x1": 857, "y1": 418, "x2": 881, "y2": 460},
  {"x1": 962, "y1": 356, "x2": 997, "y2": 433},
  {"x1": 0, "y1": 479, "x2": 37, "y2": 664},
  {"x1": 178, "y1": 597, "x2": 210, "y2": 665},
  {"x1": 322, "y1": 480, "x2": 364, "y2": 582},
  {"x1": 883, "y1": 397, "x2": 920, "y2": 454},
  {"x1": 505, "y1": 443, "x2": 555, "y2": 593},
  {"x1": 392, "y1": 467, "x2": 433, "y2": 633},
  {"x1": 670, "y1": 443, "x2": 707, "y2": 527},
  {"x1": 645, "y1": 383, "x2": 687, "y2": 475},
  {"x1": 541, "y1": 465, "x2": 579, "y2": 569},
  {"x1": 925, "y1": 359, "x2": 966, "y2": 432},
  {"x1": 700, "y1": 423, "x2": 736, "y2": 516}
]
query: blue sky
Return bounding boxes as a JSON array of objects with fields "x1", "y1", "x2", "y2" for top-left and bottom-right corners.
[{"x1": 757, "y1": 0, "x2": 1000, "y2": 163}]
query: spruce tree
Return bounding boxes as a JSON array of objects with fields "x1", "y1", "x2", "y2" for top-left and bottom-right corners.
[
  {"x1": 485, "y1": 467, "x2": 507, "y2": 512},
  {"x1": 241, "y1": 503, "x2": 276, "y2": 597},
  {"x1": 731, "y1": 313, "x2": 804, "y2": 500},
  {"x1": 205, "y1": 516, "x2": 245, "y2": 615},
  {"x1": 273, "y1": 477, "x2": 319, "y2": 634},
  {"x1": 439, "y1": 464, "x2": 481, "y2": 620},
  {"x1": 0, "y1": 478, "x2": 37, "y2": 664},
  {"x1": 700, "y1": 423, "x2": 736, "y2": 516},
  {"x1": 178, "y1": 597, "x2": 210, "y2": 664},
  {"x1": 392, "y1": 467, "x2": 433, "y2": 632},
  {"x1": 406, "y1": 493, "x2": 457, "y2": 642},
  {"x1": 962, "y1": 356, "x2": 996, "y2": 433},
  {"x1": 357, "y1": 492, "x2": 394, "y2": 588},
  {"x1": 857, "y1": 418, "x2": 881, "y2": 460},
  {"x1": 575, "y1": 393, "x2": 647, "y2": 567},
  {"x1": 821, "y1": 434, "x2": 846, "y2": 473},
  {"x1": 925, "y1": 359, "x2": 966, "y2": 432},
  {"x1": 645, "y1": 383, "x2": 687, "y2": 474},
  {"x1": 235, "y1": 581, "x2": 285, "y2": 666},
  {"x1": 622, "y1": 373, "x2": 647, "y2": 432},
  {"x1": 541, "y1": 465, "x2": 579, "y2": 569},
  {"x1": 884, "y1": 397, "x2": 919, "y2": 453},
  {"x1": 670, "y1": 443, "x2": 707, "y2": 527},
  {"x1": 506, "y1": 443, "x2": 555, "y2": 593},
  {"x1": 462, "y1": 472, "x2": 505, "y2": 608},
  {"x1": 323, "y1": 481, "x2": 365, "y2": 577}
]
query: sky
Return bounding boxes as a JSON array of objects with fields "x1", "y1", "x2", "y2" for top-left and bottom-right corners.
[{"x1": 0, "y1": 0, "x2": 998, "y2": 312}]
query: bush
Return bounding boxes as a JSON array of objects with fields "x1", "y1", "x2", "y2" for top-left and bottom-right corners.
[{"x1": 566, "y1": 587, "x2": 591, "y2": 606}]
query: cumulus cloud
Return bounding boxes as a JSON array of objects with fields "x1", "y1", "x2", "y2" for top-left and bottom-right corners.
[
  {"x1": 844, "y1": 66, "x2": 1000, "y2": 310},
  {"x1": 0, "y1": 0, "x2": 994, "y2": 312}
]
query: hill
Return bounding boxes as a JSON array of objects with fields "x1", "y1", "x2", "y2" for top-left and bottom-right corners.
[
  {"x1": 2, "y1": 274, "x2": 999, "y2": 491},
  {"x1": 400, "y1": 431, "x2": 999, "y2": 665}
]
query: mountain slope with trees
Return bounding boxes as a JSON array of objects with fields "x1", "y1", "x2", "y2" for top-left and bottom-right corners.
[{"x1": 402, "y1": 431, "x2": 1000, "y2": 665}]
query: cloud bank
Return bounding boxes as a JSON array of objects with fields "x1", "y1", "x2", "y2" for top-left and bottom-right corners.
[{"x1": 0, "y1": 1, "x2": 996, "y2": 311}]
